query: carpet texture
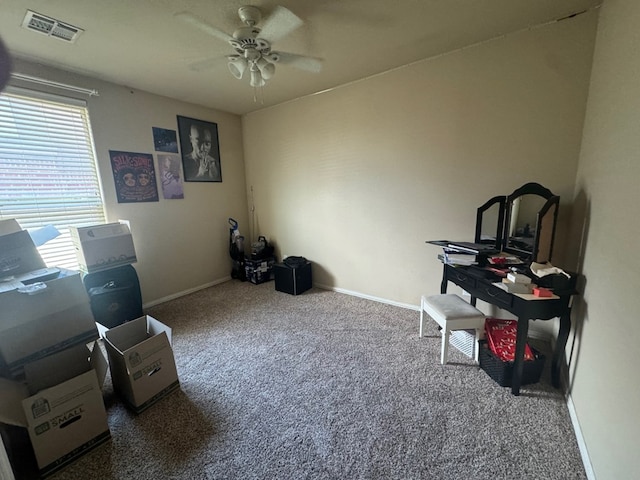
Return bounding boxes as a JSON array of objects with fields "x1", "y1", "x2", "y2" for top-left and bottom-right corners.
[{"x1": 42, "y1": 281, "x2": 586, "y2": 479}]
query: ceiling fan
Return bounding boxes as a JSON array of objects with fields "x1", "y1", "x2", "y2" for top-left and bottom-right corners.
[{"x1": 175, "y1": 5, "x2": 322, "y2": 88}]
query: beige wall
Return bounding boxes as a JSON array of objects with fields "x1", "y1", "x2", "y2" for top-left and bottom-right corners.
[
  {"x1": 242, "y1": 11, "x2": 597, "y2": 307},
  {"x1": 566, "y1": 0, "x2": 640, "y2": 478},
  {"x1": 10, "y1": 58, "x2": 249, "y2": 305}
]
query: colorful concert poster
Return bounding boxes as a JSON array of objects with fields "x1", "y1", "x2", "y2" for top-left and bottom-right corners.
[{"x1": 109, "y1": 150, "x2": 159, "y2": 203}]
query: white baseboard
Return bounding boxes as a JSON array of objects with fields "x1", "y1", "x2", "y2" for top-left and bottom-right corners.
[
  {"x1": 314, "y1": 283, "x2": 420, "y2": 311},
  {"x1": 143, "y1": 276, "x2": 231, "y2": 309},
  {"x1": 567, "y1": 394, "x2": 595, "y2": 480}
]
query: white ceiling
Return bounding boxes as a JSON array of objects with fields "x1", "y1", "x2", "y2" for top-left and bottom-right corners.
[{"x1": 0, "y1": 0, "x2": 601, "y2": 115}]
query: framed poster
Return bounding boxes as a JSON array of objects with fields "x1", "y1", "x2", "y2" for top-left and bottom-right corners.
[
  {"x1": 152, "y1": 127, "x2": 179, "y2": 153},
  {"x1": 109, "y1": 150, "x2": 159, "y2": 203},
  {"x1": 176, "y1": 115, "x2": 222, "y2": 182},
  {"x1": 157, "y1": 153, "x2": 184, "y2": 199}
]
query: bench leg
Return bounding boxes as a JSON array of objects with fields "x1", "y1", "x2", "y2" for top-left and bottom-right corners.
[
  {"x1": 441, "y1": 328, "x2": 450, "y2": 364},
  {"x1": 474, "y1": 328, "x2": 481, "y2": 363}
]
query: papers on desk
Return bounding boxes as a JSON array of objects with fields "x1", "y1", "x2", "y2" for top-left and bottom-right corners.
[
  {"x1": 426, "y1": 240, "x2": 498, "y2": 255},
  {"x1": 438, "y1": 251, "x2": 478, "y2": 266}
]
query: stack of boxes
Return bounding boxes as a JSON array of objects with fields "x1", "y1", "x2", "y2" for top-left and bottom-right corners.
[
  {"x1": 494, "y1": 271, "x2": 535, "y2": 294},
  {"x1": 0, "y1": 219, "x2": 108, "y2": 477},
  {"x1": 0, "y1": 220, "x2": 180, "y2": 478},
  {"x1": 70, "y1": 222, "x2": 180, "y2": 413}
]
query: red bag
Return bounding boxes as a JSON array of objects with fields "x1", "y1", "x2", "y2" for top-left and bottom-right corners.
[{"x1": 485, "y1": 318, "x2": 535, "y2": 362}]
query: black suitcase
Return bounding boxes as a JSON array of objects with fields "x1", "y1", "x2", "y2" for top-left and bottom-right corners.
[{"x1": 83, "y1": 265, "x2": 143, "y2": 328}]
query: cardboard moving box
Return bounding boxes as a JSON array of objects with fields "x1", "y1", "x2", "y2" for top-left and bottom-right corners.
[
  {"x1": 69, "y1": 222, "x2": 137, "y2": 273},
  {"x1": 0, "y1": 271, "x2": 99, "y2": 378},
  {"x1": 0, "y1": 342, "x2": 110, "y2": 478},
  {"x1": 104, "y1": 315, "x2": 179, "y2": 413},
  {"x1": 0, "y1": 229, "x2": 46, "y2": 278}
]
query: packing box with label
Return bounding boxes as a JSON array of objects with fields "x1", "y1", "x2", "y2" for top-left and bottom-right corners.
[
  {"x1": 103, "y1": 315, "x2": 179, "y2": 413},
  {"x1": 0, "y1": 341, "x2": 110, "y2": 478},
  {"x1": 0, "y1": 271, "x2": 99, "y2": 378},
  {"x1": 69, "y1": 222, "x2": 137, "y2": 273}
]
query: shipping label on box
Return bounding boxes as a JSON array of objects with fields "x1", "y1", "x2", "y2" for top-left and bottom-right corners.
[
  {"x1": 104, "y1": 315, "x2": 179, "y2": 413},
  {"x1": 69, "y1": 223, "x2": 137, "y2": 273},
  {"x1": 0, "y1": 272, "x2": 98, "y2": 377}
]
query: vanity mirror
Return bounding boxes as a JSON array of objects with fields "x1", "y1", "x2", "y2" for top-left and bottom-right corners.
[
  {"x1": 502, "y1": 182, "x2": 559, "y2": 263},
  {"x1": 474, "y1": 195, "x2": 506, "y2": 251}
]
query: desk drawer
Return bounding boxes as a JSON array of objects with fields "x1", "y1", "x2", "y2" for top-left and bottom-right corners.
[
  {"x1": 447, "y1": 267, "x2": 476, "y2": 291},
  {"x1": 478, "y1": 284, "x2": 513, "y2": 309}
]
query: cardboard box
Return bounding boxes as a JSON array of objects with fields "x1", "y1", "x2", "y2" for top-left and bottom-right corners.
[
  {"x1": 245, "y1": 256, "x2": 276, "y2": 285},
  {"x1": 0, "y1": 271, "x2": 99, "y2": 378},
  {"x1": 103, "y1": 315, "x2": 179, "y2": 413},
  {"x1": 0, "y1": 229, "x2": 46, "y2": 278},
  {"x1": 0, "y1": 342, "x2": 110, "y2": 478},
  {"x1": 69, "y1": 222, "x2": 137, "y2": 273}
]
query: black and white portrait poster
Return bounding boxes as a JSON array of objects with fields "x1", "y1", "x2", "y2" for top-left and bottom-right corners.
[
  {"x1": 157, "y1": 153, "x2": 185, "y2": 199},
  {"x1": 109, "y1": 150, "x2": 159, "y2": 203},
  {"x1": 176, "y1": 115, "x2": 222, "y2": 182}
]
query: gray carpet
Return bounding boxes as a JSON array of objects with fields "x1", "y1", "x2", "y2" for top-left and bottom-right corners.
[{"x1": 47, "y1": 280, "x2": 585, "y2": 479}]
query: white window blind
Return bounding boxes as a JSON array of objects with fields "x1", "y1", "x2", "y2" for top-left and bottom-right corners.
[{"x1": 0, "y1": 86, "x2": 105, "y2": 270}]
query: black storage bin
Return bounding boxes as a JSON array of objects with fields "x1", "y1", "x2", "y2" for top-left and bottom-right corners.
[
  {"x1": 274, "y1": 260, "x2": 312, "y2": 295},
  {"x1": 478, "y1": 340, "x2": 545, "y2": 387},
  {"x1": 82, "y1": 264, "x2": 143, "y2": 328}
]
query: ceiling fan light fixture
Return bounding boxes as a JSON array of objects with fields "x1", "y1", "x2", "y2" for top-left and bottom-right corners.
[
  {"x1": 256, "y1": 57, "x2": 275, "y2": 80},
  {"x1": 227, "y1": 56, "x2": 248, "y2": 79},
  {"x1": 266, "y1": 52, "x2": 280, "y2": 63},
  {"x1": 249, "y1": 69, "x2": 265, "y2": 88}
]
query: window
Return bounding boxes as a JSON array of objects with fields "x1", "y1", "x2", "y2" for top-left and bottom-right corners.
[{"x1": 0, "y1": 87, "x2": 105, "y2": 270}]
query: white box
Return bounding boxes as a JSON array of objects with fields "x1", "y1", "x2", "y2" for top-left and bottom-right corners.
[
  {"x1": 0, "y1": 342, "x2": 110, "y2": 478},
  {"x1": 69, "y1": 222, "x2": 137, "y2": 273},
  {"x1": 104, "y1": 315, "x2": 179, "y2": 413},
  {"x1": 0, "y1": 271, "x2": 99, "y2": 377},
  {"x1": 506, "y1": 272, "x2": 532, "y2": 284}
]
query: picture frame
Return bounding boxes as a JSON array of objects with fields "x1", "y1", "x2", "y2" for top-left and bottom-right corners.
[
  {"x1": 152, "y1": 127, "x2": 178, "y2": 153},
  {"x1": 176, "y1": 115, "x2": 222, "y2": 182},
  {"x1": 109, "y1": 150, "x2": 159, "y2": 203}
]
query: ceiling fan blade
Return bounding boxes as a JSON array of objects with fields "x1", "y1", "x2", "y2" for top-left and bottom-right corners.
[
  {"x1": 258, "y1": 6, "x2": 303, "y2": 42},
  {"x1": 270, "y1": 52, "x2": 323, "y2": 73},
  {"x1": 174, "y1": 11, "x2": 233, "y2": 43}
]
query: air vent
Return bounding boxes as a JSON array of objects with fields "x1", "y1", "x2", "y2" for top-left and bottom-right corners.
[{"x1": 22, "y1": 10, "x2": 83, "y2": 43}]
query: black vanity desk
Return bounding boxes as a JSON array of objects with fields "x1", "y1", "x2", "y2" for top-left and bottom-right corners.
[{"x1": 440, "y1": 263, "x2": 574, "y2": 396}]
